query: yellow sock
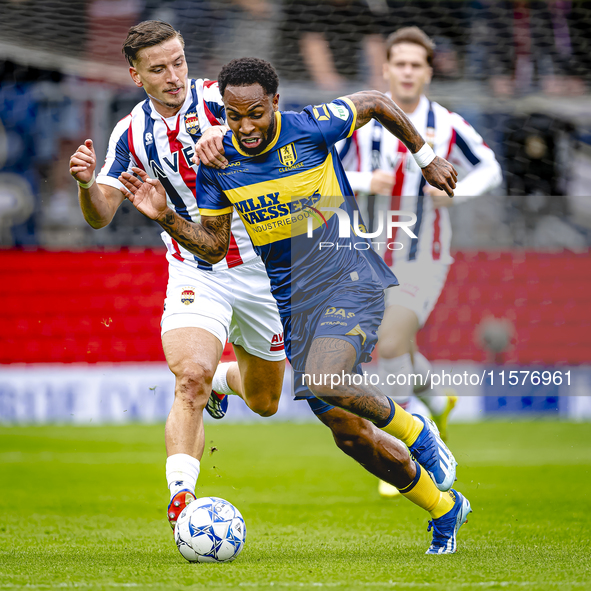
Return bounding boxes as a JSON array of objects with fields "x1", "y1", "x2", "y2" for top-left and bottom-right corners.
[
  {"x1": 399, "y1": 462, "x2": 455, "y2": 519},
  {"x1": 379, "y1": 398, "x2": 423, "y2": 446}
]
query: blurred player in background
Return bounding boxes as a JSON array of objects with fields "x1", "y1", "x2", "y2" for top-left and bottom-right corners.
[
  {"x1": 120, "y1": 57, "x2": 474, "y2": 555},
  {"x1": 68, "y1": 21, "x2": 286, "y2": 530},
  {"x1": 339, "y1": 27, "x2": 502, "y2": 497}
]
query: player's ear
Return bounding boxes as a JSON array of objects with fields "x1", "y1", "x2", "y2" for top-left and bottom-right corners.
[
  {"x1": 426, "y1": 66, "x2": 433, "y2": 86},
  {"x1": 272, "y1": 93, "x2": 280, "y2": 111},
  {"x1": 382, "y1": 62, "x2": 390, "y2": 82},
  {"x1": 129, "y1": 66, "x2": 143, "y2": 88}
]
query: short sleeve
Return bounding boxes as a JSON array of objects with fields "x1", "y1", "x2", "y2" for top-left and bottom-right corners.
[
  {"x1": 202, "y1": 80, "x2": 226, "y2": 125},
  {"x1": 195, "y1": 165, "x2": 233, "y2": 216},
  {"x1": 96, "y1": 114, "x2": 134, "y2": 191},
  {"x1": 303, "y1": 97, "x2": 357, "y2": 151}
]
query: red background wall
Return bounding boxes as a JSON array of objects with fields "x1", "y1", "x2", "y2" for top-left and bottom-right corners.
[{"x1": 1, "y1": 249, "x2": 588, "y2": 365}]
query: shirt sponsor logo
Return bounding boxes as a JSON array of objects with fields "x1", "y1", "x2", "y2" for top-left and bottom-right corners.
[
  {"x1": 270, "y1": 332, "x2": 284, "y2": 352},
  {"x1": 234, "y1": 192, "x2": 321, "y2": 226},
  {"x1": 150, "y1": 146, "x2": 195, "y2": 179},
  {"x1": 216, "y1": 161, "x2": 244, "y2": 176}
]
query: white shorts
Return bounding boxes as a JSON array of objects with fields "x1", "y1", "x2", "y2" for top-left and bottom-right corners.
[
  {"x1": 385, "y1": 261, "x2": 450, "y2": 327},
  {"x1": 161, "y1": 254, "x2": 285, "y2": 361}
]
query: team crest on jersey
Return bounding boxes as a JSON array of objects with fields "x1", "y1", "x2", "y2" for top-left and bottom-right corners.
[
  {"x1": 184, "y1": 111, "x2": 200, "y2": 135},
  {"x1": 145, "y1": 132, "x2": 153, "y2": 145},
  {"x1": 279, "y1": 143, "x2": 297, "y2": 167},
  {"x1": 181, "y1": 287, "x2": 196, "y2": 305},
  {"x1": 426, "y1": 126, "x2": 435, "y2": 148}
]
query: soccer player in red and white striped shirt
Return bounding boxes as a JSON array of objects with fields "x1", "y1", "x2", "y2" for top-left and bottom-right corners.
[
  {"x1": 340, "y1": 27, "x2": 501, "y2": 496},
  {"x1": 69, "y1": 21, "x2": 285, "y2": 526}
]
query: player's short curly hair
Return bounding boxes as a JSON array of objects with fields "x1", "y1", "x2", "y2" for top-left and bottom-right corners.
[
  {"x1": 218, "y1": 58, "x2": 279, "y2": 97},
  {"x1": 122, "y1": 20, "x2": 184, "y2": 66}
]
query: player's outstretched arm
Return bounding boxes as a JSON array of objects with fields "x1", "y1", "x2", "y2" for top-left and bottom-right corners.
[
  {"x1": 346, "y1": 91, "x2": 458, "y2": 196},
  {"x1": 70, "y1": 139, "x2": 125, "y2": 229},
  {"x1": 119, "y1": 168, "x2": 231, "y2": 264}
]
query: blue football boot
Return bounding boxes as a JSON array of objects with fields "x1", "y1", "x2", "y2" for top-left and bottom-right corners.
[
  {"x1": 205, "y1": 390, "x2": 228, "y2": 419},
  {"x1": 409, "y1": 414, "x2": 457, "y2": 491},
  {"x1": 426, "y1": 490, "x2": 472, "y2": 554}
]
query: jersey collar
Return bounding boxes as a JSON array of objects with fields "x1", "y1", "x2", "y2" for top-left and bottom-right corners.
[{"x1": 231, "y1": 111, "x2": 282, "y2": 157}]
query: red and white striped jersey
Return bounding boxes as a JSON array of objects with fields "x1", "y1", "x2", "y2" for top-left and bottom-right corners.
[
  {"x1": 97, "y1": 78, "x2": 258, "y2": 272},
  {"x1": 339, "y1": 94, "x2": 502, "y2": 266}
]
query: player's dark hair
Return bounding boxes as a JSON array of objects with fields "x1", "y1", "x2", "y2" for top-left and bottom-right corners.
[
  {"x1": 385, "y1": 26, "x2": 435, "y2": 67},
  {"x1": 122, "y1": 20, "x2": 184, "y2": 66},
  {"x1": 218, "y1": 58, "x2": 279, "y2": 97}
]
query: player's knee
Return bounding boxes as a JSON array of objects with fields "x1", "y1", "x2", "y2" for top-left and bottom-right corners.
[
  {"x1": 246, "y1": 394, "x2": 279, "y2": 417},
  {"x1": 173, "y1": 363, "x2": 215, "y2": 407},
  {"x1": 252, "y1": 402, "x2": 278, "y2": 418},
  {"x1": 243, "y1": 371, "x2": 282, "y2": 417}
]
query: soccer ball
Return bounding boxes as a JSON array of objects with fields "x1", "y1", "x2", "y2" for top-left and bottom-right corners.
[{"x1": 174, "y1": 497, "x2": 246, "y2": 563}]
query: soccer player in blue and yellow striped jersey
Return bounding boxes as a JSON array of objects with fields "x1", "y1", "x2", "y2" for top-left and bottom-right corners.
[{"x1": 120, "y1": 58, "x2": 471, "y2": 554}]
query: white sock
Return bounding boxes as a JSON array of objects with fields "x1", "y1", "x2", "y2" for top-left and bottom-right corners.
[
  {"x1": 413, "y1": 352, "x2": 448, "y2": 415},
  {"x1": 166, "y1": 453, "x2": 200, "y2": 499},
  {"x1": 378, "y1": 353, "x2": 413, "y2": 406},
  {"x1": 212, "y1": 362, "x2": 239, "y2": 396}
]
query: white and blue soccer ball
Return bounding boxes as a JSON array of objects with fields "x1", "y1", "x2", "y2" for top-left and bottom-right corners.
[{"x1": 174, "y1": 496, "x2": 246, "y2": 563}]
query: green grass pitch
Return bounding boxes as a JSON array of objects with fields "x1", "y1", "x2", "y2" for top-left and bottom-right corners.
[{"x1": 1, "y1": 420, "x2": 590, "y2": 590}]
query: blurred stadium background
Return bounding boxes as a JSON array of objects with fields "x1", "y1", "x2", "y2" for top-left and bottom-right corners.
[{"x1": 1, "y1": 0, "x2": 591, "y2": 425}]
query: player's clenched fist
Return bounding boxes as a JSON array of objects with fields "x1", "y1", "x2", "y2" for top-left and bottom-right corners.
[
  {"x1": 69, "y1": 139, "x2": 96, "y2": 185},
  {"x1": 119, "y1": 167, "x2": 169, "y2": 221},
  {"x1": 421, "y1": 155, "x2": 457, "y2": 197}
]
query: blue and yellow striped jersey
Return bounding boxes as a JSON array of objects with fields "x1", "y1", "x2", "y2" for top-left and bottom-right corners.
[{"x1": 195, "y1": 98, "x2": 398, "y2": 315}]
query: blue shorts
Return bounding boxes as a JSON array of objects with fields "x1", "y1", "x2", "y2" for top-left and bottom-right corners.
[{"x1": 284, "y1": 283, "x2": 385, "y2": 415}]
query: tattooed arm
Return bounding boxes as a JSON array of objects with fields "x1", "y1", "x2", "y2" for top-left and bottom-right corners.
[
  {"x1": 346, "y1": 90, "x2": 458, "y2": 196},
  {"x1": 156, "y1": 209, "x2": 231, "y2": 263},
  {"x1": 119, "y1": 168, "x2": 231, "y2": 264}
]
